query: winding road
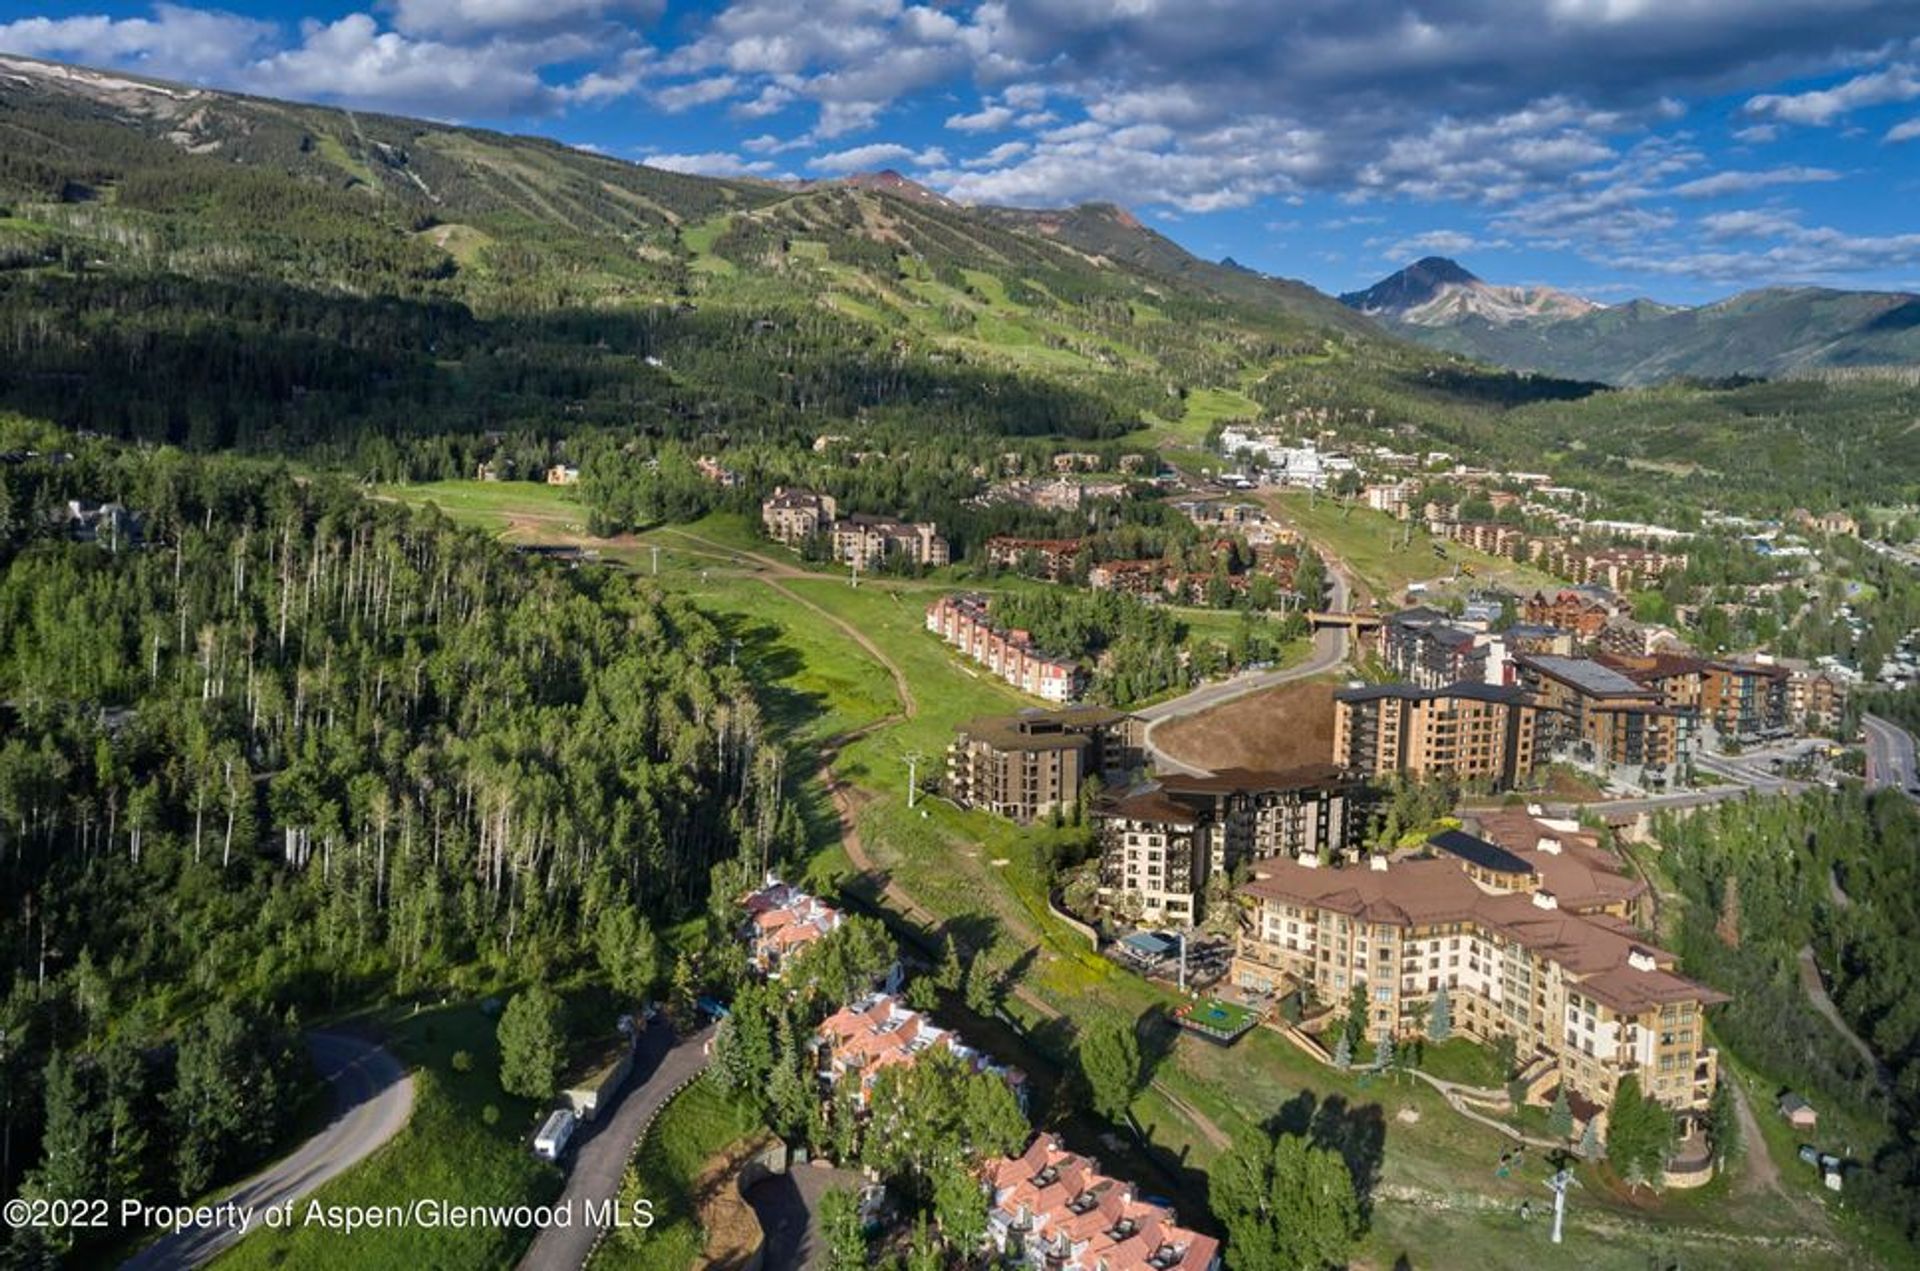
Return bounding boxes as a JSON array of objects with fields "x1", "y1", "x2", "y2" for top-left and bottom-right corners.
[
  {"x1": 1863, "y1": 713, "x2": 1920, "y2": 799},
  {"x1": 517, "y1": 1022, "x2": 715, "y2": 1271},
  {"x1": 121, "y1": 1032, "x2": 414, "y2": 1270}
]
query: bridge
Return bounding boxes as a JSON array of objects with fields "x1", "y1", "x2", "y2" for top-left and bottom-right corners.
[{"x1": 1306, "y1": 610, "x2": 1384, "y2": 637}]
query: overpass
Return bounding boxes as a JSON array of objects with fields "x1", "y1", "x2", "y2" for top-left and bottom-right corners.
[{"x1": 1306, "y1": 610, "x2": 1384, "y2": 637}]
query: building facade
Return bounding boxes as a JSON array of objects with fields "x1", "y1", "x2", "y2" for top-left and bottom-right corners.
[
  {"x1": 1231, "y1": 847, "x2": 1723, "y2": 1125},
  {"x1": 762, "y1": 487, "x2": 838, "y2": 545},
  {"x1": 927, "y1": 593, "x2": 1087, "y2": 702},
  {"x1": 1380, "y1": 608, "x2": 1489, "y2": 688},
  {"x1": 830, "y1": 514, "x2": 950, "y2": 570},
  {"x1": 948, "y1": 707, "x2": 1144, "y2": 824},
  {"x1": 1094, "y1": 766, "x2": 1362, "y2": 926},
  {"x1": 1515, "y1": 654, "x2": 1696, "y2": 787},
  {"x1": 1333, "y1": 683, "x2": 1539, "y2": 790}
]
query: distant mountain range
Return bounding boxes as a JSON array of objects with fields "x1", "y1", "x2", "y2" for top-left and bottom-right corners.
[{"x1": 1342, "y1": 257, "x2": 1920, "y2": 385}]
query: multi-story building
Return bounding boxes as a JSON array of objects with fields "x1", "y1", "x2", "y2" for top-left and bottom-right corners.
[
  {"x1": 981, "y1": 1134, "x2": 1220, "y2": 1271},
  {"x1": 741, "y1": 876, "x2": 844, "y2": 979},
  {"x1": 1430, "y1": 520, "x2": 1527, "y2": 558},
  {"x1": 1460, "y1": 807, "x2": 1650, "y2": 922},
  {"x1": 1333, "y1": 683, "x2": 1539, "y2": 790},
  {"x1": 984, "y1": 536, "x2": 1084, "y2": 582},
  {"x1": 762, "y1": 487, "x2": 838, "y2": 545},
  {"x1": 1094, "y1": 766, "x2": 1362, "y2": 926},
  {"x1": 927, "y1": 593, "x2": 1087, "y2": 702},
  {"x1": 948, "y1": 707, "x2": 1144, "y2": 824},
  {"x1": 815, "y1": 992, "x2": 1026, "y2": 1109},
  {"x1": 696, "y1": 455, "x2": 741, "y2": 487},
  {"x1": 1087, "y1": 559, "x2": 1167, "y2": 598},
  {"x1": 1595, "y1": 652, "x2": 1711, "y2": 713},
  {"x1": 1787, "y1": 665, "x2": 1852, "y2": 735},
  {"x1": 1231, "y1": 849, "x2": 1725, "y2": 1125},
  {"x1": 1539, "y1": 545, "x2": 1689, "y2": 593},
  {"x1": 830, "y1": 514, "x2": 950, "y2": 570},
  {"x1": 1701, "y1": 660, "x2": 1791, "y2": 742},
  {"x1": 1515, "y1": 654, "x2": 1696, "y2": 786},
  {"x1": 1380, "y1": 608, "x2": 1489, "y2": 688},
  {"x1": 1522, "y1": 588, "x2": 1619, "y2": 640}
]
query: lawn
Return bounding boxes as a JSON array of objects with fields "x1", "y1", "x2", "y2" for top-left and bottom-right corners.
[
  {"x1": 590, "y1": 1078, "x2": 764, "y2": 1271},
  {"x1": 217, "y1": 1000, "x2": 559, "y2": 1271},
  {"x1": 1262, "y1": 489, "x2": 1559, "y2": 606},
  {"x1": 376, "y1": 479, "x2": 584, "y2": 533},
  {"x1": 1417, "y1": 1037, "x2": 1508, "y2": 1089}
]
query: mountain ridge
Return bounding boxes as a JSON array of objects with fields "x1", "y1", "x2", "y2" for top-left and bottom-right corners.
[{"x1": 1344, "y1": 256, "x2": 1920, "y2": 385}]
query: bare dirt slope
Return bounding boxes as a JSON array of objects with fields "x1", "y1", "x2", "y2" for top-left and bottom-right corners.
[{"x1": 1152, "y1": 679, "x2": 1337, "y2": 773}]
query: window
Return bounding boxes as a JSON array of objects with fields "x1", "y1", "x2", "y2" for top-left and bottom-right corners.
[{"x1": 1374, "y1": 987, "x2": 1392, "y2": 1003}]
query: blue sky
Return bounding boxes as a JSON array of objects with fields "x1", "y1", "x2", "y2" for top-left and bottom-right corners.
[{"x1": 4, "y1": 0, "x2": 1920, "y2": 303}]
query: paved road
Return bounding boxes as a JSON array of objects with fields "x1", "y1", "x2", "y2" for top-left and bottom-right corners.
[
  {"x1": 517, "y1": 1022, "x2": 714, "y2": 1271},
  {"x1": 1863, "y1": 714, "x2": 1920, "y2": 798},
  {"x1": 122, "y1": 1032, "x2": 415, "y2": 1270},
  {"x1": 743, "y1": 1163, "x2": 869, "y2": 1271}
]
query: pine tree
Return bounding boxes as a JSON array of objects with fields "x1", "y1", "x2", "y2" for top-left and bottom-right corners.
[
  {"x1": 1578, "y1": 1116, "x2": 1601, "y2": 1161},
  {"x1": 1706, "y1": 1079, "x2": 1742, "y2": 1164},
  {"x1": 667, "y1": 952, "x2": 699, "y2": 1032},
  {"x1": 936, "y1": 935, "x2": 963, "y2": 991},
  {"x1": 1078, "y1": 1016, "x2": 1143, "y2": 1124},
  {"x1": 498, "y1": 985, "x2": 566, "y2": 1101},
  {"x1": 1548, "y1": 1086, "x2": 1574, "y2": 1139},
  {"x1": 1332, "y1": 1028, "x2": 1353, "y2": 1070},
  {"x1": 819, "y1": 1187, "x2": 868, "y2": 1271},
  {"x1": 1427, "y1": 985, "x2": 1452, "y2": 1042}
]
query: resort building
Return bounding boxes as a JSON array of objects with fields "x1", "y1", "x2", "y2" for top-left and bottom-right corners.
[
  {"x1": 814, "y1": 992, "x2": 1026, "y2": 1110},
  {"x1": 980, "y1": 1133, "x2": 1221, "y2": 1271},
  {"x1": 1231, "y1": 844, "x2": 1724, "y2": 1124},
  {"x1": 1515, "y1": 654, "x2": 1696, "y2": 787},
  {"x1": 762, "y1": 487, "x2": 838, "y2": 545},
  {"x1": 1380, "y1": 607, "x2": 1489, "y2": 688},
  {"x1": 927, "y1": 593, "x2": 1086, "y2": 702},
  {"x1": 1093, "y1": 766, "x2": 1362, "y2": 927},
  {"x1": 947, "y1": 707, "x2": 1144, "y2": 824},
  {"x1": 741, "y1": 876, "x2": 844, "y2": 979},
  {"x1": 1333, "y1": 682, "x2": 1539, "y2": 790},
  {"x1": 830, "y1": 514, "x2": 950, "y2": 570}
]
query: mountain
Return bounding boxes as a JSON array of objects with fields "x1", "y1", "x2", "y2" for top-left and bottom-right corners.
[
  {"x1": 1340, "y1": 256, "x2": 1601, "y2": 326},
  {"x1": 831, "y1": 168, "x2": 960, "y2": 209},
  {"x1": 1343, "y1": 256, "x2": 1920, "y2": 385}
]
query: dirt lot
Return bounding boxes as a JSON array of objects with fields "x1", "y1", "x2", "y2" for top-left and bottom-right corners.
[{"x1": 1154, "y1": 679, "x2": 1337, "y2": 773}]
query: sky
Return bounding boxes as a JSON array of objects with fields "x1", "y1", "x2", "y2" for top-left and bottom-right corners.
[{"x1": 3, "y1": 1, "x2": 1920, "y2": 304}]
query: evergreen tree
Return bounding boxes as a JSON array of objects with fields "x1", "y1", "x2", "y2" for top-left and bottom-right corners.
[
  {"x1": 933, "y1": 1158, "x2": 988, "y2": 1254},
  {"x1": 594, "y1": 907, "x2": 658, "y2": 1004},
  {"x1": 30, "y1": 1054, "x2": 103, "y2": 1220},
  {"x1": 1706, "y1": 1079, "x2": 1743, "y2": 1164},
  {"x1": 667, "y1": 953, "x2": 700, "y2": 1033},
  {"x1": 1605, "y1": 1074, "x2": 1674, "y2": 1188},
  {"x1": 936, "y1": 936, "x2": 964, "y2": 992},
  {"x1": 1427, "y1": 985, "x2": 1452, "y2": 1042},
  {"x1": 498, "y1": 985, "x2": 567, "y2": 1102},
  {"x1": 1332, "y1": 1028, "x2": 1353, "y2": 1070},
  {"x1": 1578, "y1": 1116, "x2": 1602, "y2": 1161},
  {"x1": 1211, "y1": 1126, "x2": 1363, "y2": 1271},
  {"x1": 1548, "y1": 1086, "x2": 1574, "y2": 1140}
]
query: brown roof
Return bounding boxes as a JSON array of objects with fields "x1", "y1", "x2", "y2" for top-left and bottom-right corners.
[{"x1": 1241, "y1": 857, "x2": 1724, "y2": 1015}]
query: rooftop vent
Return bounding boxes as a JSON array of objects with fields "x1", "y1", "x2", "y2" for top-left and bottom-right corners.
[
  {"x1": 1536, "y1": 837, "x2": 1563, "y2": 856},
  {"x1": 1628, "y1": 947, "x2": 1658, "y2": 973},
  {"x1": 1531, "y1": 890, "x2": 1559, "y2": 910}
]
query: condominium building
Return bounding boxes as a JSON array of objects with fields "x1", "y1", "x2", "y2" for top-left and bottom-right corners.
[
  {"x1": 1380, "y1": 608, "x2": 1489, "y2": 688},
  {"x1": 927, "y1": 593, "x2": 1087, "y2": 702},
  {"x1": 1522, "y1": 588, "x2": 1620, "y2": 640},
  {"x1": 830, "y1": 514, "x2": 950, "y2": 570},
  {"x1": 1787, "y1": 665, "x2": 1852, "y2": 736},
  {"x1": 1231, "y1": 847, "x2": 1725, "y2": 1124},
  {"x1": 741, "y1": 876, "x2": 843, "y2": 979},
  {"x1": 762, "y1": 487, "x2": 839, "y2": 545},
  {"x1": 981, "y1": 1134, "x2": 1220, "y2": 1271},
  {"x1": 814, "y1": 993, "x2": 1026, "y2": 1109},
  {"x1": 1333, "y1": 683, "x2": 1539, "y2": 790},
  {"x1": 948, "y1": 707, "x2": 1144, "y2": 824},
  {"x1": 984, "y1": 536, "x2": 1084, "y2": 582},
  {"x1": 1093, "y1": 766, "x2": 1362, "y2": 926},
  {"x1": 1515, "y1": 654, "x2": 1696, "y2": 787},
  {"x1": 1700, "y1": 659, "x2": 1791, "y2": 742}
]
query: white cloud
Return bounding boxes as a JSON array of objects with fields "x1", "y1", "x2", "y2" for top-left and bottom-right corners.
[
  {"x1": 651, "y1": 74, "x2": 738, "y2": 112},
  {"x1": 643, "y1": 150, "x2": 773, "y2": 177},
  {"x1": 806, "y1": 141, "x2": 916, "y2": 172},
  {"x1": 251, "y1": 14, "x2": 573, "y2": 116},
  {"x1": 1670, "y1": 165, "x2": 1841, "y2": 198},
  {"x1": 1732, "y1": 124, "x2": 1778, "y2": 143},
  {"x1": 1699, "y1": 208, "x2": 1802, "y2": 240},
  {"x1": 1378, "y1": 229, "x2": 1505, "y2": 259},
  {"x1": 1888, "y1": 118, "x2": 1920, "y2": 142},
  {"x1": 945, "y1": 104, "x2": 1014, "y2": 132},
  {"x1": 961, "y1": 140, "x2": 1029, "y2": 168},
  {"x1": 0, "y1": 4, "x2": 277, "y2": 81},
  {"x1": 387, "y1": 0, "x2": 662, "y2": 39},
  {"x1": 1746, "y1": 62, "x2": 1920, "y2": 125}
]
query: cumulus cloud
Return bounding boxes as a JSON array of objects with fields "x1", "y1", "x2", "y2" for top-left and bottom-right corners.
[
  {"x1": 386, "y1": 0, "x2": 662, "y2": 40},
  {"x1": 0, "y1": 4, "x2": 277, "y2": 81},
  {"x1": 651, "y1": 74, "x2": 739, "y2": 112},
  {"x1": 642, "y1": 150, "x2": 774, "y2": 177},
  {"x1": 1746, "y1": 62, "x2": 1920, "y2": 125},
  {"x1": 1888, "y1": 118, "x2": 1920, "y2": 142},
  {"x1": 946, "y1": 104, "x2": 1014, "y2": 132},
  {"x1": 806, "y1": 142, "x2": 917, "y2": 172},
  {"x1": 253, "y1": 14, "x2": 575, "y2": 116},
  {"x1": 1671, "y1": 165, "x2": 1841, "y2": 198},
  {"x1": 1378, "y1": 229, "x2": 1505, "y2": 259}
]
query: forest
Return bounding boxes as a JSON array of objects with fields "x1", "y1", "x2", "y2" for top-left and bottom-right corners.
[
  {"x1": 1657, "y1": 791, "x2": 1920, "y2": 1244},
  {"x1": 0, "y1": 432, "x2": 793, "y2": 1258}
]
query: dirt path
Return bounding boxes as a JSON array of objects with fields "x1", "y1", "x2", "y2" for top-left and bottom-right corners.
[
  {"x1": 1728, "y1": 1076, "x2": 1783, "y2": 1197},
  {"x1": 1797, "y1": 945, "x2": 1892, "y2": 1093}
]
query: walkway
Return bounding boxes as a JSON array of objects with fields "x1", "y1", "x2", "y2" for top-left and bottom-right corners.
[{"x1": 742, "y1": 1162, "x2": 869, "y2": 1271}]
